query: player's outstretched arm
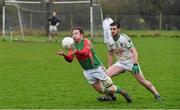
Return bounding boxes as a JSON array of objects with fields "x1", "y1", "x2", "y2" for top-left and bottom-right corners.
[
  {"x1": 57, "y1": 49, "x2": 65, "y2": 56},
  {"x1": 57, "y1": 49, "x2": 74, "y2": 63}
]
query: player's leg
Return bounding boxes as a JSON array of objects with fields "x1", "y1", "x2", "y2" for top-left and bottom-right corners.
[
  {"x1": 49, "y1": 26, "x2": 57, "y2": 42},
  {"x1": 101, "y1": 77, "x2": 132, "y2": 103},
  {"x1": 93, "y1": 66, "x2": 132, "y2": 103},
  {"x1": 106, "y1": 64, "x2": 125, "y2": 77},
  {"x1": 84, "y1": 66, "x2": 115, "y2": 101},
  {"x1": 94, "y1": 66, "x2": 117, "y2": 101},
  {"x1": 101, "y1": 64, "x2": 129, "y2": 102},
  {"x1": 92, "y1": 79, "x2": 132, "y2": 103},
  {"x1": 54, "y1": 31, "x2": 59, "y2": 43},
  {"x1": 131, "y1": 69, "x2": 161, "y2": 100},
  {"x1": 91, "y1": 79, "x2": 104, "y2": 94},
  {"x1": 83, "y1": 69, "x2": 112, "y2": 101},
  {"x1": 49, "y1": 34, "x2": 53, "y2": 42},
  {"x1": 91, "y1": 79, "x2": 116, "y2": 102},
  {"x1": 49, "y1": 25, "x2": 53, "y2": 41},
  {"x1": 53, "y1": 26, "x2": 58, "y2": 42}
]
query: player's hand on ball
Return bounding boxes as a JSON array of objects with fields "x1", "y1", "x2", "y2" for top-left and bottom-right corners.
[{"x1": 132, "y1": 63, "x2": 140, "y2": 74}]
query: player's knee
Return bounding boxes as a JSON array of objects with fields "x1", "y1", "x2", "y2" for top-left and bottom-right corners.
[
  {"x1": 102, "y1": 77, "x2": 113, "y2": 88},
  {"x1": 97, "y1": 86, "x2": 113, "y2": 94},
  {"x1": 104, "y1": 85, "x2": 117, "y2": 94},
  {"x1": 99, "y1": 77, "x2": 115, "y2": 94}
]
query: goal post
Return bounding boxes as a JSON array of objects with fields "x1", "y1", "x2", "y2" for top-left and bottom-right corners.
[
  {"x1": 2, "y1": 0, "x2": 5, "y2": 40},
  {"x1": 90, "y1": 0, "x2": 93, "y2": 41},
  {"x1": 2, "y1": 0, "x2": 103, "y2": 42}
]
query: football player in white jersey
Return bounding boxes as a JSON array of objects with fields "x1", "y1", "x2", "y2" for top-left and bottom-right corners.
[
  {"x1": 102, "y1": 17, "x2": 114, "y2": 45},
  {"x1": 103, "y1": 22, "x2": 161, "y2": 101}
]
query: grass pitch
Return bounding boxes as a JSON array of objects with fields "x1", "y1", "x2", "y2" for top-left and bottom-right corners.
[{"x1": 0, "y1": 37, "x2": 180, "y2": 109}]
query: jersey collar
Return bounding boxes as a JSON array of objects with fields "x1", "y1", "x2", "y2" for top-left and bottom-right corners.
[{"x1": 113, "y1": 33, "x2": 120, "y2": 41}]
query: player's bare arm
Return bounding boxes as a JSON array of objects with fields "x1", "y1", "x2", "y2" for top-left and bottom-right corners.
[
  {"x1": 57, "y1": 49, "x2": 74, "y2": 63},
  {"x1": 129, "y1": 47, "x2": 138, "y2": 64}
]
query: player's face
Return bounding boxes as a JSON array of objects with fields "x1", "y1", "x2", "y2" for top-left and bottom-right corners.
[
  {"x1": 110, "y1": 25, "x2": 120, "y2": 37},
  {"x1": 72, "y1": 30, "x2": 83, "y2": 43},
  {"x1": 53, "y1": 12, "x2": 56, "y2": 16}
]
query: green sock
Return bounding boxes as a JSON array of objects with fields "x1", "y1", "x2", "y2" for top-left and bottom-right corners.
[
  {"x1": 116, "y1": 86, "x2": 129, "y2": 97},
  {"x1": 116, "y1": 86, "x2": 122, "y2": 93}
]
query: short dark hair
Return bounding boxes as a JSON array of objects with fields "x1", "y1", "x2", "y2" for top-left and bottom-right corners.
[
  {"x1": 72, "y1": 26, "x2": 84, "y2": 35},
  {"x1": 110, "y1": 22, "x2": 121, "y2": 29}
]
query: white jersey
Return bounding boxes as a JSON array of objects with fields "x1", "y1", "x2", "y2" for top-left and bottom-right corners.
[
  {"x1": 107, "y1": 33, "x2": 134, "y2": 61},
  {"x1": 102, "y1": 17, "x2": 113, "y2": 43},
  {"x1": 103, "y1": 17, "x2": 113, "y2": 30}
]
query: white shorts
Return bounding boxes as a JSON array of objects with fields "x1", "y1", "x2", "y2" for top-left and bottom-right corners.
[
  {"x1": 113, "y1": 60, "x2": 135, "y2": 71},
  {"x1": 83, "y1": 66, "x2": 109, "y2": 84},
  {"x1": 49, "y1": 25, "x2": 57, "y2": 32}
]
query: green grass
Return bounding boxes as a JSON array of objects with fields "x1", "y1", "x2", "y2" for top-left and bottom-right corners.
[
  {"x1": 2, "y1": 30, "x2": 180, "y2": 42},
  {"x1": 0, "y1": 37, "x2": 180, "y2": 109},
  {"x1": 123, "y1": 30, "x2": 180, "y2": 36}
]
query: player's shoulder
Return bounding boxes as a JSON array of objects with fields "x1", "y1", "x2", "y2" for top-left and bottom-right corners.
[
  {"x1": 120, "y1": 33, "x2": 129, "y2": 37},
  {"x1": 83, "y1": 38, "x2": 93, "y2": 48},
  {"x1": 119, "y1": 33, "x2": 131, "y2": 42},
  {"x1": 84, "y1": 38, "x2": 89, "y2": 41},
  {"x1": 120, "y1": 33, "x2": 130, "y2": 39},
  {"x1": 84, "y1": 38, "x2": 91, "y2": 44}
]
